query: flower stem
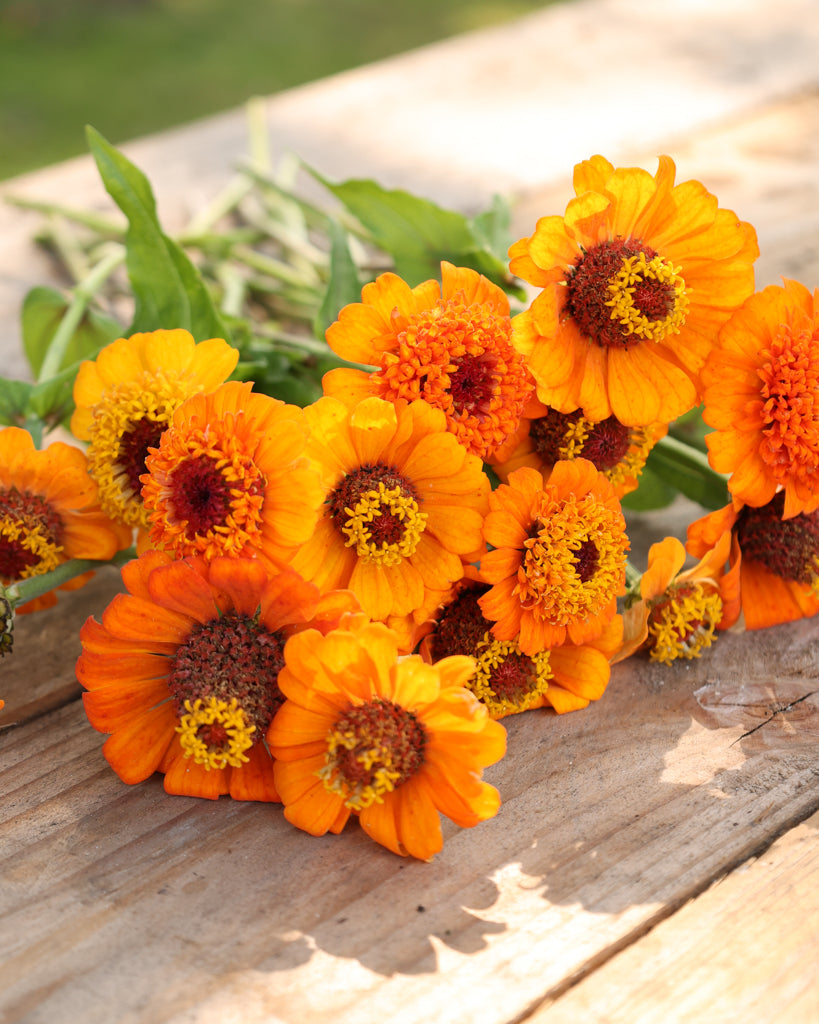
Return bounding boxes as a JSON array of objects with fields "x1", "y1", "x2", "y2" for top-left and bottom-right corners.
[{"x1": 7, "y1": 547, "x2": 136, "y2": 608}]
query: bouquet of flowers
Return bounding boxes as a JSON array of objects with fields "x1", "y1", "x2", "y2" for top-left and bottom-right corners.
[{"x1": 2, "y1": 119, "x2": 817, "y2": 861}]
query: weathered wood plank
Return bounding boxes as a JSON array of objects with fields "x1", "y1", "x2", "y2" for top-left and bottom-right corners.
[
  {"x1": 1, "y1": 618, "x2": 817, "y2": 1024},
  {"x1": 530, "y1": 808, "x2": 819, "y2": 1024}
]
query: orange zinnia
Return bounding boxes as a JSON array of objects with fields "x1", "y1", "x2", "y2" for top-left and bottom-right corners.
[
  {"x1": 78, "y1": 552, "x2": 359, "y2": 800},
  {"x1": 489, "y1": 395, "x2": 665, "y2": 499},
  {"x1": 268, "y1": 614, "x2": 506, "y2": 860},
  {"x1": 479, "y1": 459, "x2": 628, "y2": 654},
  {"x1": 686, "y1": 493, "x2": 819, "y2": 631},
  {"x1": 619, "y1": 533, "x2": 741, "y2": 666},
  {"x1": 290, "y1": 396, "x2": 490, "y2": 623},
  {"x1": 71, "y1": 328, "x2": 239, "y2": 533},
  {"x1": 422, "y1": 574, "x2": 622, "y2": 717},
  {"x1": 322, "y1": 262, "x2": 533, "y2": 460},
  {"x1": 142, "y1": 381, "x2": 323, "y2": 571},
  {"x1": 0, "y1": 427, "x2": 131, "y2": 612},
  {"x1": 509, "y1": 155, "x2": 759, "y2": 426},
  {"x1": 702, "y1": 280, "x2": 819, "y2": 518}
]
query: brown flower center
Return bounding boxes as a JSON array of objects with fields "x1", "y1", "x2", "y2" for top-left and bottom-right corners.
[
  {"x1": 429, "y1": 586, "x2": 492, "y2": 661},
  {"x1": 167, "y1": 455, "x2": 234, "y2": 538},
  {"x1": 0, "y1": 488, "x2": 64, "y2": 580},
  {"x1": 118, "y1": 417, "x2": 166, "y2": 498},
  {"x1": 167, "y1": 613, "x2": 286, "y2": 736},
  {"x1": 736, "y1": 492, "x2": 819, "y2": 585}
]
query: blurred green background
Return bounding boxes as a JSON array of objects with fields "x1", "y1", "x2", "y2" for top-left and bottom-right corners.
[{"x1": 0, "y1": 0, "x2": 559, "y2": 181}]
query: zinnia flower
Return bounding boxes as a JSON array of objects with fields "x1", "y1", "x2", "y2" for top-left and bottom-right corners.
[
  {"x1": 702, "y1": 279, "x2": 819, "y2": 518},
  {"x1": 489, "y1": 396, "x2": 665, "y2": 499},
  {"x1": 141, "y1": 380, "x2": 323, "y2": 571},
  {"x1": 686, "y1": 493, "x2": 819, "y2": 630},
  {"x1": 322, "y1": 262, "x2": 533, "y2": 460},
  {"x1": 422, "y1": 575, "x2": 622, "y2": 717},
  {"x1": 290, "y1": 396, "x2": 490, "y2": 623},
  {"x1": 619, "y1": 532, "x2": 740, "y2": 666},
  {"x1": 268, "y1": 614, "x2": 506, "y2": 860},
  {"x1": 78, "y1": 551, "x2": 359, "y2": 799},
  {"x1": 1, "y1": 427, "x2": 131, "y2": 612},
  {"x1": 509, "y1": 155, "x2": 759, "y2": 426},
  {"x1": 71, "y1": 328, "x2": 239, "y2": 532},
  {"x1": 479, "y1": 459, "x2": 629, "y2": 654}
]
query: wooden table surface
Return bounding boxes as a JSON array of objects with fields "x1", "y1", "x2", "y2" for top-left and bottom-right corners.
[{"x1": 2, "y1": 2, "x2": 819, "y2": 1021}]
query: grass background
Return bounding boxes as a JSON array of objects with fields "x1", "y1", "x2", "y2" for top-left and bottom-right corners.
[{"x1": 0, "y1": 0, "x2": 559, "y2": 181}]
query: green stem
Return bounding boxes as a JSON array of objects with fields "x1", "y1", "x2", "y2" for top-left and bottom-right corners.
[
  {"x1": 37, "y1": 246, "x2": 125, "y2": 382},
  {"x1": 4, "y1": 194, "x2": 124, "y2": 237},
  {"x1": 8, "y1": 547, "x2": 136, "y2": 608},
  {"x1": 625, "y1": 560, "x2": 643, "y2": 590}
]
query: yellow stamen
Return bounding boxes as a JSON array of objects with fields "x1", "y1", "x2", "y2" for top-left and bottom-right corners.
[
  {"x1": 342, "y1": 482, "x2": 428, "y2": 566},
  {"x1": 647, "y1": 583, "x2": 723, "y2": 665},
  {"x1": 319, "y1": 727, "x2": 402, "y2": 810},
  {"x1": 176, "y1": 696, "x2": 256, "y2": 770},
  {"x1": 0, "y1": 518, "x2": 63, "y2": 579},
  {"x1": 605, "y1": 252, "x2": 689, "y2": 343},
  {"x1": 471, "y1": 633, "x2": 552, "y2": 717},
  {"x1": 558, "y1": 417, "x2": 591, "y2": 460}
]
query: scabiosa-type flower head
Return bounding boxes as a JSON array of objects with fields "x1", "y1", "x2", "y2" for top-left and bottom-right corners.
[
  {"x1": 78, "y1": 551, "x2": 360, "y2": 800},
  {"x1": 290, "y1": 395, "x2": 490, "y2": 625},
  {"x1": 489, "y1": 395, "x2": 666, "y2": 499},
  {"x1": 479, "y1": 459, "x2": 629, "y2": 655},
  {"x1": 322, "y1": 262, "x2": 534, "y2": 460},
  {"x1": 687, "y1": 492, "x2": 819, "y2": 631},
  {"x1": 268, "y1": 614, "x2": 506, "y2": 860},
  {"x1": 70, "y1": 328, "x2": 239, "y2": 533},
  {"x1": 619, "y1": 532, "x2": 741, "y2": 666},
  {"x1": 141, "y1": 380, "x2": 323, "y2": 571},
  {"x1": 422, "y1": 576, "x2": 622, "y2": 717},
  {"x1": 0, "y1": 427, "x2": 131, "y2": 613},
  {"x1": 702, "y1": 279, "x2": 819, "y2": 519},
  {"x1": 509, "y1": 155, "x2": 759, "y2": 426}
]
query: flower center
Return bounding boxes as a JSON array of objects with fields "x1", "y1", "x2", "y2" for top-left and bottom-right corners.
[
  {"x1": 86, "y1": 371, "x2": 201, "y2": 528},
  {"x1": 318, "y1": 698, "x2": 427, "y2": 810},
  {"x1": 167, "y1": 612, "x2": 286, "y2": 768},
  {"x1": 566, "y1": 239, "x2": 688, "y2": 348},
  {"x1": 471, "y1": 633, "x2": 552, "y2": 717},
  {"x1": 0, "y1": 489, "x2": 64, "y2": 582},
  {"x1": 429, "y1": 587, "x2": 491, "y2": 661},
  {"x1": 517, "y1": 492, "x2": 628, "y2": 625},
  {"x1": 329, "y1": 464, "x2": 426, "y2": 566},
  {"x1": 373, "y1": 296, "x2": 531, "y2": 458},
  {"x1": 531, "y1": 409, "x2": 634, "y2": 472},
  {"x1": 647, "y1": 582, "x2": 723, "y2": 665},
  {"x1": 142, "y1": 423, "x2": 267, "y2": 559},
  {"x1": 756, "y1": 323, "x2": 819, "y2": 486},
  {"x1": 736, "y1": 493, "x2": 819, "y2": 590}
]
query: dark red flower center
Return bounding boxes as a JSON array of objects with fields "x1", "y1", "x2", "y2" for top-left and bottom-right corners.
[
  {"x1": 581, "y1": 418, "x2": 632, "y2": 471},
  {"x1": 573, "y1": 538, "x2": 600, "y2": 582},
  {"x1": 566, "y1": 238, "x2": 676, "y2": 348},
  {"x1": 530, "y1": 408, "x2": 583, "y2": 464},
  {"x1": 168, "y1": 455, "x2": 234, "y2": 538},
  {"x1": 119, "y1": 417, "x2": 167, "y2": 497},
  {"x1": 449, "y1": 353, "x2": 498, "y2": 414},
  {"x1": 167, "y1": 612, "x2": 286, "y2": 735},
  {"x1": 331, "y1": 699, "x2": 427, "y2": 790},
  {"x1": 429, "y1": 586, "x2": 491, "y2": 661},
  {"x1": 328, "y1": 463, "x2": 418, "y2": 546},
  {"x1": 0, "y1": 488, "x2": 63, "y2": 579},
  {"x1": 486, "y1": 652, "x2": 537, "y2": 704},
  {"x1": 736, "y1": 493, "x2": 819, "y2": 584}
]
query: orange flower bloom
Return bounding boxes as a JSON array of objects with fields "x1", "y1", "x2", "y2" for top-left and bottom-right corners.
[
  {"x1": 479, "y1": 459, "x2": 628, "y2": 654},
  {"x1": 0, "y1": 427, "x2": 131, "y2": 612},
  {"x1": 686, "y1": 493, "x2": 819, "y2": 631},
  {"x1": 268, "y1": 615, "x2": 506, "y2": 860},
  {"x1": 703, "y1": 280, "x2": 819, "y2": 518},
  {"x1": 141, "y1": 381, "x2": 323, "y2": 571},
  {"x1": 510, "y1": 155, "x2": 759, "y2": 426},
  {"x1": 71, "y1": 329, "x2": 238, "y2": 533},
  {"x1": 78, "y1": 552, "x2": 358, "y2": 800},
  {"x1": 619, "y1": 533, "x2": 740, "y2": 666},
  {"x1": 290, "y1": 396, "x2": 490, "y2": 623},
  {"x1": 422, "y1": 575, "x2": 622, "y2": 717},
  {"x1": 489, "y1": 395, "x2": 666, "y2": 499},
  {"x1": 322, "y1": 262, "x2": 533, "y2": 459}
]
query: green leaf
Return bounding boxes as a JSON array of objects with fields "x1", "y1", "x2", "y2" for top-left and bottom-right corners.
[
  {"x1": 312, "y1": 172, "x2": 511, "y2": 291},
  {"x1": 0, "y1": 379, "x2": 33, "y2": 427},
  {"x1": 315, "y1": 220, "x2": 361, "y2": 337},
  {"x1": 620, "y1": 465, "x2": 677, "y2": 511},
  {"x1": 86, "y1": 126, "x2": 229, "y2": 342},
  {"x1": 644, "y1": 435, "x2": 730, "y2": 511},
  {"x1": 22, "y1": 286, "x2": 121, "y2": 377}
]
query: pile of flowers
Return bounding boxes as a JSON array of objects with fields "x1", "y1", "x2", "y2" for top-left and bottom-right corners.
[{"x1": 3, "y1": 138, "x2": 818, "y2": 860}]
